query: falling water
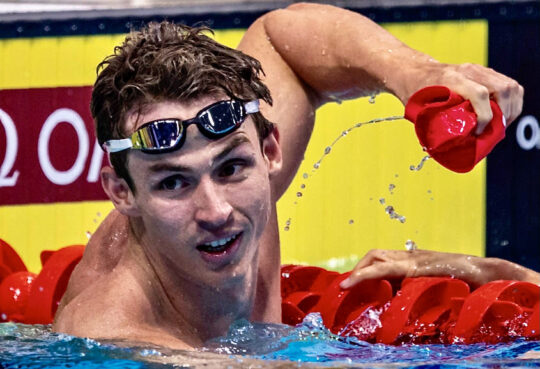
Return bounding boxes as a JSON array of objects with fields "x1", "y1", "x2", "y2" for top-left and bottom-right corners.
[
  {"x1": 405, "y1": 239, "x2": 418, "y2": 251},
  {"x1": 311, "y1": 115, "x2": 403, "y2": 173},
  {"x1": 409, "y1": 155, "x2": 430, "y2": 171},
  {"x1": 283, "y1": 115, "x2": 403, "y2": 231}
]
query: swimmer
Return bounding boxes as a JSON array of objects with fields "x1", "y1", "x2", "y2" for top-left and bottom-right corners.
[{"x1": 53, "y1": 3, "x2": 539, "y2": 349}]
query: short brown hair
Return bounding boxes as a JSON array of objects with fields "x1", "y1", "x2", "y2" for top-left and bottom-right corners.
[{"x1": 91, "y1": 21, "x2": 274, "y2": 190}]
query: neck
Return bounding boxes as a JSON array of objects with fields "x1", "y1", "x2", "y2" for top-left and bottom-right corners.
[
  {"x1": 250, "y1": 203, "x2": 282, "y2": 323},
  {"x1": 123, "y1": 218, "x2": 259, "y2": 344}
]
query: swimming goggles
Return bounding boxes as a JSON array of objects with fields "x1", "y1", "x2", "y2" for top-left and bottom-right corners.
[{"x1": 102, "y1": 99, "x2": 259, "y2": 154}]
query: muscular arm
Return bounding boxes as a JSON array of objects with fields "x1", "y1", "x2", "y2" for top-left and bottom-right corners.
[{"x1": 238, "y1": 3, "x2": 523, "y2": 197}]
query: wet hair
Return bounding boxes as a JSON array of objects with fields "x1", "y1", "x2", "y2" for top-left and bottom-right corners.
[{"x1": 91, "y1": 21, "x2": 274, "y2": 191}]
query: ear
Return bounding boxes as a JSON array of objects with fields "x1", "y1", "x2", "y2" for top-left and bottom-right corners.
[
  {"x1": 262, "y1": 127, "x2": 282, "y2": 178},
  {"x1": 100, "y1": 166, "x2": 140, "y2": 217}
]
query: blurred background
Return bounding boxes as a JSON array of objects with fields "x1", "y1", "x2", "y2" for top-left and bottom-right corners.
[{"x1": 0, "y1": 0, "x2": 539, "y2": 274}]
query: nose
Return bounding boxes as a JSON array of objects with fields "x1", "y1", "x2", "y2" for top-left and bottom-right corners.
[{"x1": 193, "y1": 178, "x2": 233, "y2": 231}]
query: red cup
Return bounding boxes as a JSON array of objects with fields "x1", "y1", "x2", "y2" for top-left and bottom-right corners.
[{"x1": 405, "y1": 86, "x2": 506, "y2": 173}]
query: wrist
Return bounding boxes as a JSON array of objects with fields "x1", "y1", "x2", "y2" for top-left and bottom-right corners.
[{"x1": 384, "y1": 50, "x2": 441, "y2": 104}]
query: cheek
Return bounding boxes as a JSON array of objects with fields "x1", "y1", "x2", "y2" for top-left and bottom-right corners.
[
  {"x1": 234, "y1": 170, "x2": 273, "y2": 234},
  {"x1": 135, "y1": 195, "x2": 192, "y2": 238}
]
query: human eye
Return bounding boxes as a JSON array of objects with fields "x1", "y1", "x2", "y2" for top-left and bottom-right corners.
[
  {"x1": 217, "y1": 158, "x2": 252, "y2": 179},
  {"x1": 157, "y1": 175, "x2": 188, "y2": 191}
]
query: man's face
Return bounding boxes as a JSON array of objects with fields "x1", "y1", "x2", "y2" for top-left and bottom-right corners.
[{"x1": 118, "y1": 96, "x2": 279, "y2": 296}]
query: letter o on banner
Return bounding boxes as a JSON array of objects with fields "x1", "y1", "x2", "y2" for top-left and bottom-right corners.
[
  {"x1": 38, "y1": 108, "x2": 89, "y2": 185},
  {"x1": 0, "y1": 108, "x2": 20, "y2": 187},
  {"x1": 516, "y1": 115, "x2": 540, "y2": 151}
]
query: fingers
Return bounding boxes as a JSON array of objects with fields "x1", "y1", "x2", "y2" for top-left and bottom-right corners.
[
  {"x1": 340, "y1": 260, "x2": 411, "y2": 289},
  {"x1": 351, "y1": 249, "x2": 389, "y2": 270},
  {"x1": 452, "y1": 63, "x2": 523, "y2": 134},
  {"x1": 454, "y1": 81, "x2": 492, "y2": 134},
  {"x1": 491, "y1": 81, "x2": 524, "y2": 127}
]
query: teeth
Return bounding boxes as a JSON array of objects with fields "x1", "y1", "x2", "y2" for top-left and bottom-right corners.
[{"x1": 206, "y1": 234, "x2": 237, "y2": 248}]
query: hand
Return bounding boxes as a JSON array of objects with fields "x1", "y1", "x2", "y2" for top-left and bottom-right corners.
[
  {"x1": 340, "y1": 249, "x2": 490, "y2": 289},
  {"x1": 408, "y1": 62, "x2": 524, "y2": 134}
]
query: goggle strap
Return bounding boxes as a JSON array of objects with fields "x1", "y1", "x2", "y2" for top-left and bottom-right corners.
[
  {"x1": 103, "y1": 138, "x2": 133, "y2": 153},
  {"x1": 245, "y1": 100, "x2": 260, "y2": 114}
]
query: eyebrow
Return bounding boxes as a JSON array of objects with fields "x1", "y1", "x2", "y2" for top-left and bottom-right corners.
[
  {"x1": 147, "y1": 135, "x2": 252, "y2": 174},
  {"x1": 214, "y1": 135, "x2": 252, "y2": 163}
]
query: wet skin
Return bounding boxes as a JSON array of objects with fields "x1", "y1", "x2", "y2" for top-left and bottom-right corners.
[{"x1": 54, "y1": 96, "x2": 282, "y2": 348}]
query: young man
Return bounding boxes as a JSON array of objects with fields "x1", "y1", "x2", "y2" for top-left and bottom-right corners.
[{"x1": 53, "y1": 3, "x2": 539, "y2": 349}]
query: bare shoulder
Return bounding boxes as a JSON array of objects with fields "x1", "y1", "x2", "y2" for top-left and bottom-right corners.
[
  {"x1": 53, "y1": 267, "x2": 193, "y2": 350},
  {"x1": 56, "y1": 210, "x2": 128, "y2": 316},
  {"x1": 53, "y1": 271, "x2": 136, "y2": 340}
]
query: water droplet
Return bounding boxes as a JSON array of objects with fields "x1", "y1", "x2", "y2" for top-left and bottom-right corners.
[
  {"x1": 303, "y1": 173, "x2": 309, "y2": 179},
  {"x1": 384, "y1": 205, "x2": 406, "y2": 223},
  {"x1": 368, "y1": 93, "x2": 377, "y2": 104},
  {"x1": 388, "y1": 183, "x2": 395, "y2": 193},
  {"x1": 427, "y1": 189, "x2": 432, "y2": 194},
  {"x1": 296, "y1": 192, "x2": 303, "y2": 197},
  {"x1": 324, "y1": 146, "x2": 331, "y2": 154},
  {"x1": 410, "y1": 155, "x2": 430, "y2": 171},
  {"x1": 394, "y1": 174, "x2": 399, "y2": 178},
  {"x1": 300, "y1": 184, "x2": 306, "y2": 189},
  {"x1": 313, "y1": 162, "x2": 320, "y2": 169},
  {"x1": 85, "y1": 231, "x2": 92, "y2": 239},
  {"x1": 348, "y1": 219, "x2": 354, "y2": 224},
  {"x1": 379, "y1": 198, "x2": 386, "y2": 205},
  {"x1": 97, "y1": 212, "x2": 102, "y2": 217},
  {"x1": 284, "y1": 218, "x2": 292, "y2": 231},
  {"x1": 500, "y1": 240, "x2": 510, "y2": 246},
  {"x1": 321, "y1": 49, "x2": 327, "y2": 56}
]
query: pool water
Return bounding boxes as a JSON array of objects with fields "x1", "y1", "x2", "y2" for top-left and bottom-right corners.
[{"x1": 1, "y1": 314, "x2": 539, "y2": 368}]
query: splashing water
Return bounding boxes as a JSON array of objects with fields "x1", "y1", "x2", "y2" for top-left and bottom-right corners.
[
  {"x1": 385, "y1": 205, "x2": 406, "y2": 223},
  {"x1": 286, "y1": 115, "x2": 403, "y2": 231},
  {"x1": 284, "y1": 218, "x2": 292, "y2": 232},
  {"x1": 311, "y1": 116, "x2": 403, "y2": 173},
  {"x1": 1, "y1": 319, "x2": 539, "y2": 368},
  {"x1": 405, "y1": 239, "x2": 418, "y2": 251},
  {"x1": 409, "y1": 155, "x2": 431, "y2": 171}
]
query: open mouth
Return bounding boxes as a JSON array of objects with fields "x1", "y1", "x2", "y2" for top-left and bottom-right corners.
[{"x1": 196, "y1": 232, "x2": 241, "y2": 254}]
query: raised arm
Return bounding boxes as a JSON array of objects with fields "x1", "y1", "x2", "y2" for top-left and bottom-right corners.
[{"x1": 238, "y1": 3, "x2": 523, "y2": 197}]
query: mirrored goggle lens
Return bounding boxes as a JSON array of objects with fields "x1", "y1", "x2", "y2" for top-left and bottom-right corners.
[
  {"x1": 198, "y1": 100, "x2": 244, "y2": 135},
  {"x1": 133, "y1": 119, "x2": 182, "y2": 151}
]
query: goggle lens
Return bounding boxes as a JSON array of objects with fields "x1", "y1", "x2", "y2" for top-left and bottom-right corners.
[{"x1": 134, "y1": 119, "x2": 182, "y2": 151}]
